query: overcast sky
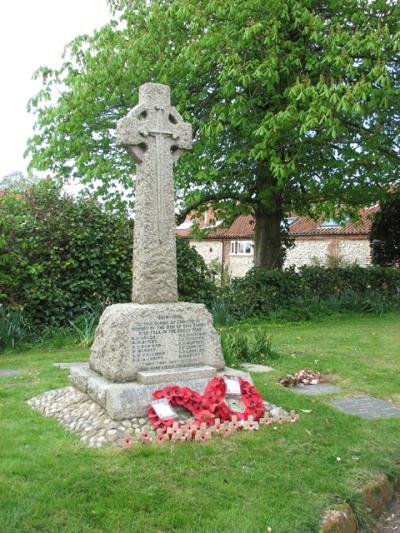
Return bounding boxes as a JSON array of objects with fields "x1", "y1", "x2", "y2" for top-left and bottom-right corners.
[{"x1": 0, "y1": 0, "x2": 112, "y2": 178}]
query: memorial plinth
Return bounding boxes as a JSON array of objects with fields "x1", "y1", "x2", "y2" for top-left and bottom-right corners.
[
  {"x1": 70, "y1": 303, "x2": 225, "y2": 418},
  {"x1": 89, "y1": 303, "x2": 224, "y2": 382},
  {"x1": 69, "y1": 82, "x2": 226, "y2": 419}
]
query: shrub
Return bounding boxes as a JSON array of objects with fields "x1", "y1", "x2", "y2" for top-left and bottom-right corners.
[
  {"x1": 221, "y1": 328, "x2": 280, "y2": 368},
  {"x1": 226, "y1": 268, "x2": 304, "y2": 318},
  {"x1": 176, "y1": 237, "x2": 216, "y2": 307},
  {"x1": 0, "y1": 306, "x2": 30, "y2": 350},
  {"x1": 0, "y1": 182, "x2": 132, "y2": 328},
  {"x1": 210, "y1": 297, "x2": 234, "y2": 327},
  {"x1": 222, "y1": 266, "x2": 400, "y2": 320},
  {"x1": 0, "y1": 184, "x2": 216, "y2": 332},
  {"x1": 68, "y1": 304, "x2": 105, "y2": 347}
]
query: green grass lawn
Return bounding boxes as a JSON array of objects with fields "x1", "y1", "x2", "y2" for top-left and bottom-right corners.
[{"x1": 1, "y1": 313, "x2": 399, "y2": 532}]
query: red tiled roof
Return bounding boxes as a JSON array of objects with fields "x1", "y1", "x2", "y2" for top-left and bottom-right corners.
[
  {"x1": 176, "y1": 206, "x2": 378, "y2": 239},
  {"x1": 288, "y1": 207, "x2": 378, "y2": 236}
]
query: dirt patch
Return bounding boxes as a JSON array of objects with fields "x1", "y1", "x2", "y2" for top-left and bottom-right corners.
[{"x1": 370, "y1": 491, "x2": 400, "y2": 532}]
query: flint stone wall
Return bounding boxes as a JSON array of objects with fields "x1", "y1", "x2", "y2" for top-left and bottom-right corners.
[
  {"x1": 190, "y1": 241, "x2": 223, "y2": 265},
  {"x1": 89, "y1": 302, "x2": 225, "y2": 382}
]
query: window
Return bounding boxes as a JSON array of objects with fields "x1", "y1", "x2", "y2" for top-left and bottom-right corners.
[
  {"x1": 320, "y1": 218, "x2": 340, "y2": 228},
  {"x1": 320, "y1": 216, "x2": 350, "y2": 228},
  {"x1": 281, "y1": 217, "x2": 297, "y2": 227},
  {"x1": 230, "y1": 241, "x2": 253, "y2": 255}
]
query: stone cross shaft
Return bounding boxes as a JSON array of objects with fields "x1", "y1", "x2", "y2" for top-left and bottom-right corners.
[{"x1": 117, "y1": 83, "x2": 192, "y2": 304}]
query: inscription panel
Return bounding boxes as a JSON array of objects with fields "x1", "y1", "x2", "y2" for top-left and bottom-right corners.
[{"x1": 131, "y1": 314, "x2": 205, "y2": 370}]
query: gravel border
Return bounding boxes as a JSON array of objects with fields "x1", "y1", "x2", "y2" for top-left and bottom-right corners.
[{"x1": 28, "y1": 386, "x2": 294, "y2": 448}]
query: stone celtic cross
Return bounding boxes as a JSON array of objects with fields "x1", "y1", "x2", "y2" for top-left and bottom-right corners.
[{"x1": 117, "y1": 83, "x2": 192, "y2": 304}]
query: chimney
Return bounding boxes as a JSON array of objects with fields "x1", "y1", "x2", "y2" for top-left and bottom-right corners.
[{"x1": 204, "y1": 209, "x2": 209, "y2": 227}]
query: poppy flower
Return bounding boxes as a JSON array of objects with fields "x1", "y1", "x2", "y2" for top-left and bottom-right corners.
[{"x1": 122, "y1": 436, "x2": 133, "y2": 449}]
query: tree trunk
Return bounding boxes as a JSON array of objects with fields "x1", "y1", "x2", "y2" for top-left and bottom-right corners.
[{"x1": 254, "y1": 209, "x2": 283, "y2": 269}]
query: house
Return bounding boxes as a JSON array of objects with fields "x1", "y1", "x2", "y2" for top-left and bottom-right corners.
[{"x1": 176, "y1": 207, "x2": 378, "y2": 277}]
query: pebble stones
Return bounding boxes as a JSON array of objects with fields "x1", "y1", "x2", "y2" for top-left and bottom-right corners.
[
  {"x1": 27, "y1": 387, "x2": 149, "y2": 448},
  {"x1": 27, "y1": 387, "x2": 295, "y2": 449}
]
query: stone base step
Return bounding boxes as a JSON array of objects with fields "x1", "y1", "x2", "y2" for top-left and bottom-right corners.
[
  {"x1": 69, "y1": 363, "x2": 252, "y2": 420},
  {"x1": 137, "y1": 365, "x2": 217, "y2": 384}
]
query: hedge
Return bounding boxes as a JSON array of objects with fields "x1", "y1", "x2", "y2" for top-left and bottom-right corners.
[
  {"x1": 0, "y1": 183, "x2": 215, "y2": 329},
  {"x1": 223, "y1": 266, "x2": 400, "y2": 319}
]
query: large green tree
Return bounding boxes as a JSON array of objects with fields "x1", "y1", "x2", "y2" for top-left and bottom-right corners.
[{"x1": 27, "y1": 0, "x2": 400, "y2": 268}]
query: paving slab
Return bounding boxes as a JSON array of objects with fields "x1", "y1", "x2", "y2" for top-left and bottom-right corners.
[
  {"x1": 3, "y1": 381, "x2": 36, "y2": 388},
  {"x1": 241, "y1": 363, "x2": 274, "y2": 373},
  {"x1": 53, "y1": 362, "x2": 86, "y2": 369},
  {"x1": 331, "y1": 396, "x2": 400, "y2": 419},
  {"x1": 0, "y1": 368, "x2": 22, "y2": 378},
  {"x1": 291, "y1": 383, "x2": 342, "y2": 395}
]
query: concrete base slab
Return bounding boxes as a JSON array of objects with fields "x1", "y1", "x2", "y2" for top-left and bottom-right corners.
[
  {"x1": 331, "y1": 396, "x2": 400, "y2": 419},
  {"x1": 242, "y1": 363, "x2": 274, "y2": 373},
  {"x1": 70, "y1": 363, "x2": 252, "y2": 419},
  {"x1": 291, "y1": 383, "x2": 342, "y2": 395}
]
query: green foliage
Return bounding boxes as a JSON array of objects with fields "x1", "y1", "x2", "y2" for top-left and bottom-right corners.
[
  {"x1": 211, "y1": 297, "x2": 233, "y2": 327},
  {"x1": 68, "y1": 304, "x2": 104, "y2": 347},
  {"x1": 223, "y1": 265, "x2": 400, "y2": 320},
  {"x1": 0, "y1": 182, "x2": 132, "y2": 328},
  {"x1": 267, "y1": 291, "x2": 400, "y2": 321},
  {"x1": 0, "y1": 186, "x2": 216, "y2": 334},
  {"x1": 221, "y1": 328, "x2": 280, "y2": 368},
  {"x1": 27, "y1": 0, "x2": 400, "y2": 266},
  {"x1": 0, "y1": 306, "x2": 29, "y2": 350},
  {"x1": 370, "y1": 194, "x2": 400, "y2": 267},
  {"x1": 227, "y1": 268, "x2": 304, "y2": 318},
  {"x1": 176, "y1": 237, "x2": 216, "y2": 307}
]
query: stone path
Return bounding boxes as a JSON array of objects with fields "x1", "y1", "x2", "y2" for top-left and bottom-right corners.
[
  {"x1": 0, "y1": 368, "x2": 21, "y2": 378},
  {"x1": 291, "y1": 383, "x2": 342, "y2": 395},
  {"x1": 284, "y1": 381, "x2": 400, "y2": 421},
  {"x1": 331, "y1": 396, "x2": 400, "y2": 419},
  {"x1": 53, "y1": 362, "x2": 86, "y2": 369},
  {"x1": 242, "y1": 363, "x2": 274, "y2": 373}
]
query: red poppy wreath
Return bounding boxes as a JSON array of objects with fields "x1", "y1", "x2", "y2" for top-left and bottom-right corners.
[
  {"x1": 203, "y1": 376, "x2": 265, "y2": 422},
  {"x1": 147, "y1": 385, "x2": 215, "y2": 432},
  {"x1": 148, "y1": 376, "x2": 265, "y2": 433}
]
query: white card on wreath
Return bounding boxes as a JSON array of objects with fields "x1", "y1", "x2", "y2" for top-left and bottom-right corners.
[
  {"x1": 151, "y1": 398, "x2": 176, "y2": 420},
  {"x1": 224, "y1": 375, "x2": 241, "y2": 395}
]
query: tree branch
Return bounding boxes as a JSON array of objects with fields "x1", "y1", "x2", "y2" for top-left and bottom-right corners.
[{"x1": 176, "y1": 192, "x2": 249, "y2": 224}]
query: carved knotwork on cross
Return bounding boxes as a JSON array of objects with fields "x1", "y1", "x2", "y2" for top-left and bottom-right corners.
[
  {"x1": 116, "y1": 83, "x2": 192, "y2": 304},
  {"x1": 117, "y1": 84, "x2": 192, "y2": 164}
]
